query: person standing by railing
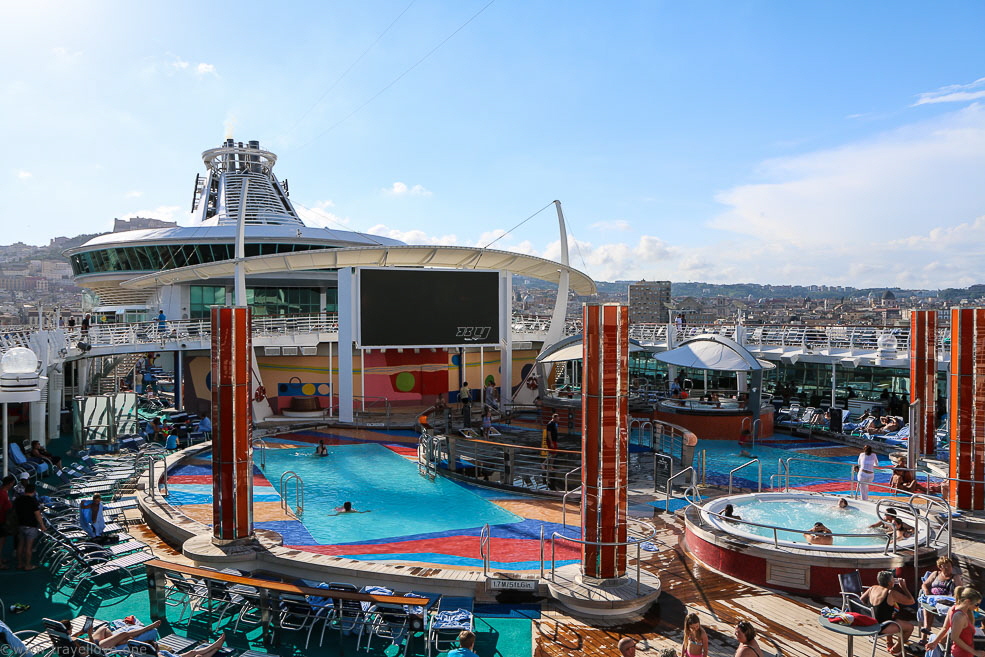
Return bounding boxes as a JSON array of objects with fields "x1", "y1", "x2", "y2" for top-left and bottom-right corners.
[{"x1": 857, "y1": 444, "x2": 878, "y2": 500}]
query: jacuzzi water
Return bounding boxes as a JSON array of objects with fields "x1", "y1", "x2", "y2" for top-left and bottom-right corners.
[
  {"x1": 260, "y1": 442, "x2": 521, "y2": 544},
  {"x1": 730, "y1": 497, "x2": 888, "y2": 547}
]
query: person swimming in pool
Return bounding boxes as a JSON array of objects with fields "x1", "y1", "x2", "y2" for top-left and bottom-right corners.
[
  {"x1": 328, "y1": 501, "x2": 370, "y2": 515},
  {"x1": 315, "y1": 440, "x2": 328, "y2": 457}
]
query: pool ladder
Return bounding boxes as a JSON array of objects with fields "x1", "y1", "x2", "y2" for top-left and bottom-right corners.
[
  {"x1": 417, "y1": 430, "x2": 439, "y2": 481},
  {"x1": 280, "y1": 470, "x2": 304, "y2": 518}
]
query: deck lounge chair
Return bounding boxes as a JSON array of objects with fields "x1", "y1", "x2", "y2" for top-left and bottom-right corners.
[
  {"x1": 8, "y1": 443, "x2": 48, "y2": 477},
  {"x1": 428, "y1": 596, "x2": 474, "y2": 656}
]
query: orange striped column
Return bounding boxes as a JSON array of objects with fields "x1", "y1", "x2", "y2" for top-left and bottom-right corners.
[
  {"x1": 909, "y1": 311, "x2": 938, "y2": 455},
  {"x1": 211, "y1": 306, "x2": 255, "y2": 541},
  {"x1": 581, "y1": 303, "x2": 629, "y2": 579},
  {"x1": 949, "y1": 308, "x2": 985, "y2": 511}
]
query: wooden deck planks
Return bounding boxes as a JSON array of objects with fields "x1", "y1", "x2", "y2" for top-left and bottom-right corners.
[{"x1": 533, "y1": 515, "x2": 850, "y2": 656}]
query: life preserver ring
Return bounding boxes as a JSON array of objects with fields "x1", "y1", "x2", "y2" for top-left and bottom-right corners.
[
  {"x1": 526, "y1": 377, "x2": 539, "y2": 390},
  {"x1": 253, "y1": 386, "x2": 266, "y2": 402}
]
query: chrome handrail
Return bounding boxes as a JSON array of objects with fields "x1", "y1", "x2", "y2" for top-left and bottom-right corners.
[
  {"x1": 560, "y1": 485, "x2": 584, "y2": 535},
  {"x1": 251, "y1": 437, "x2": 266, "y2": 469},
  {"x1": 907, "y1": 492, "x2": 952, "y2": 559},
  {"x1": 665, "y1": 466, "x2": 696, "y2": 511},
  {"x1": 728, "y1": 458, "x2": 762, "y2": 495},
  {"x1": 479, "y1": 524, "x2": 491, "y2": 577},
  {"x1": 548, "y1": 519, "x2": 657, "y2": 595},
  {"x1": 563, "y1": 465, "x2": 582, "y2": 493},
  {"x1": 875, "y1": 498, "x2": 932, "y2": 575},
  {"x1": 279, "y1": 470, "x2": 304, "y2": 517}
]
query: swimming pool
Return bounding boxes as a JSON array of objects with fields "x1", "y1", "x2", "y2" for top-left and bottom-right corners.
[
  {"x1": 693, "y1": 439, "x2": 893, "y2": 489},
  {"x1": 260, "y1": 442, "x2": 522, "y2": 544}
]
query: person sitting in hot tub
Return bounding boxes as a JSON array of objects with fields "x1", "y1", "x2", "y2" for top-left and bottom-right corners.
[
  {"x1": 804, "y1": 522, "x2": 834, "y2": 545},
  {"x1": 721, "y1": 504, "x2": 741, "y2": 521}
]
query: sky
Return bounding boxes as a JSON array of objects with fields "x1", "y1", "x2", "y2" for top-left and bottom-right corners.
[{"x1": 2, "y1": 1, "x2": 984, "y2": 289}]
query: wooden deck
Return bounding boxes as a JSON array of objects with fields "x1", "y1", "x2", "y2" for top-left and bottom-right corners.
[{"x1": 533, "y1": 515, "x2": 862, "y2": 657}]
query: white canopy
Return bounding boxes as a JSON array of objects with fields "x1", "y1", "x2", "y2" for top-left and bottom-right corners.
[
  {"x1": 121, "y1": 245, "x2": 597, "y2": 296},
  {"x1": 537, "y1": 339, "x2": 648, "y2": 363},
  {"x1": 654, "y1": 335, "x2": 775, "y2": 372}
]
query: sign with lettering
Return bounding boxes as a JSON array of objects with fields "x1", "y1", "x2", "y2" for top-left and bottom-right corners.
[{"x1": 487, "y1": 578, "x2": 537, "y2": 591}]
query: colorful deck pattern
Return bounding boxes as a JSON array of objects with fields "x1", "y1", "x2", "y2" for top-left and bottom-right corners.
[{"x1": 166, "y1": 429, "x2": 579, "y2": 570}]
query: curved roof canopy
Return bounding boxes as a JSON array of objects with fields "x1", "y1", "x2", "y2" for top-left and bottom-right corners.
[
  {"x1": 654, "y1": 334, "x2": 775, "y2": 372},
  {"x1": 536, "y1": 334, "x2": 649, "y2": 363},
  {"x1": 121, "y1": 244, "x2": 598, "y2": 296}
]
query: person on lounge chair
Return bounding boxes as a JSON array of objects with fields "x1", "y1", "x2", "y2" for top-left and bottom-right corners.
[
  {"x1": 61, "y1": 618, "x2": 162, "y2": 649},
  {"x1": 79, "y1": 494, "x2": 105, "y2": 539},
  {"x1": 150, "y1": 632, "x2": 227, "y2": 657}
]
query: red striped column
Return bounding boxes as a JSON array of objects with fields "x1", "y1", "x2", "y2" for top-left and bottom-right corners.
[
  {"x1": 581, "y1": 303, "x2": 629, "y2": 579},
  {"x1": 909, "y1": 311, "x2": 938, "y2": 455},
  {"x1": 211, "y1": 306, "x2": 254, "y2": 541},
  {"x1": 949, "y1": 308, "x2": 985, "y2": 511}
]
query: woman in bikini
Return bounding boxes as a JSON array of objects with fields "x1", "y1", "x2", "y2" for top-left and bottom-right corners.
[
  {"x1": 61, "y1": 618, "x2": 162, "y2": 649},
  {"x1": 681, "y1": 613, "x2": 708, "y2": 657},
  {"x1": 919, "y1": 556, "x2": 963, "y2": 641},
  {"x1": 734, "y1": 621, "x2": 763, "y2": 657}
]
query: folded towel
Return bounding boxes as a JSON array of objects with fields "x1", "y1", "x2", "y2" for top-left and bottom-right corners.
[
  {"x1": 820, "y1": 607, "x2": 853, "y2": 624},
  {"x1": 640, "y1": 541, "x2": 660, "y2": 552},
  {"x1": 432, "y1": 609, "x2": 473, "y2": 629},
  {"x1": 361, "y1": 586, "x2": 394, "y2": 611}
]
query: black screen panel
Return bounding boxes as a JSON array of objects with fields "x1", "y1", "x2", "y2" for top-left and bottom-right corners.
[{"x1": 359, "y1": 269, "x2": 500, "y2": 347}]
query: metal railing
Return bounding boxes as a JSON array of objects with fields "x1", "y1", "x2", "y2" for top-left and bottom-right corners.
[
  {"x1": 440, "y1": 435, "x2": 581, "y2": 493},
  {"x1": 779, "y1": 455, "x2": 938, "y2": 494},
  {"x1": 875, "y1": 498, "x2": 934, "y2": 575},
  {"x1": 417, "y1": 431, "x2": 441, "y2": 481},
  {"x1": 279, "y1": 470, "x2": 304, "y2": 517},
  {"x1": 479, "y1": 524, "x2": 491, "y2": 577},
  {"x1": 251, "y1": 437, "x2": 266, "y2": 469},
  {"x1": 139, "y1": 453, "x2": 169, "y2": 499},
  {"x1": 547, "y1": 519, "x2": 657, "y2": 595},
  {"x1": 664, "y1": 466, "x2": 696, "y2": 512},
  {"x1": 728, "y1": 458, "x2": 762, "y2": 495},
  {"x1": 907, "y1": 492, "x2": 953, "y2": 559}
]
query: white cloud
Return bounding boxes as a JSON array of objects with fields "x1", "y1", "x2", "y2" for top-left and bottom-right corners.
[
  {"x1": 709, "y1": 103, "x2": 985, "y2": 253},
  {"x1": 366, "y1": 224, "x2": 458, "y2": 245},
  {"x1": 590, "y1": 219, "x2": 631, "y2": 231},
  {"x1": 170, "y1": 55, "x2": 190, "y2": 71},
  {"x1": 164, "y1": 54, "x2": 218, "y2": 77},
  {"x1": 383, "y1": 182, "x2": 432, "y2": 197},
  {"x1": 296, "y1": 201, "x2": 349, "y2": 228},
  {"x1": 914, "y1": 77, "x2": 985, "y2": 106},
  {"x1": 16, "y1": 170, "x2": 32, "y2": 179},
  {"x1": 125, "y1": 190, "x2": 142, "y2": 198}
]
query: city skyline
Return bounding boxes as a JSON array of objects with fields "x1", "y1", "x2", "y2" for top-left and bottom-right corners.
[{"x1": 2, "y1": 1, "x2": 984, "y2": 289}]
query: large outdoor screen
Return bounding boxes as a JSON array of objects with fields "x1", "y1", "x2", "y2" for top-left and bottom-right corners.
[{"x1": 358, "y1": 269, "x2": 501, "y2": 348}]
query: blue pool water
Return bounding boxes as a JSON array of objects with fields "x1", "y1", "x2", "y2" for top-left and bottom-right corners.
[
  {"x1": 731, "y1": 497, "x2": 886, "y2": 546},
  {"x1": 694, "y1": 439, "x2": 893, "y2": 488},
  {"x1": 261, "y1": 443, "x2": 521, "y2": 544}
]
